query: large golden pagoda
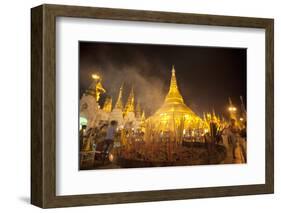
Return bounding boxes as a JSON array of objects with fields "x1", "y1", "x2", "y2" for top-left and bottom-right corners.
[{"x1": 147, "y1": 66, "x2": 204, "y2": 137}]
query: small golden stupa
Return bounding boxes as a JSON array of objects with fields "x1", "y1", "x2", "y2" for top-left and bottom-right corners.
[{"x1": 147, "y1": 66, "x2": 203, "y2": 134}]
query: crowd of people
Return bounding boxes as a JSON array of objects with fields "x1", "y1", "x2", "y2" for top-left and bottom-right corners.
[
  {"x1": 79, "y1": 120, "x2": 119, "y2": 163},
  {"x1": 79, "y1": 117, "x2": 247, "y2": 166},
  {"x1": 204, "y1": 118, "x2": 247, "y2": 163}
]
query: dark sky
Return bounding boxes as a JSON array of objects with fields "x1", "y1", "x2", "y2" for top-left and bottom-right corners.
[{"x1": 79, "y1": 42, "x2": 246, "y2": 118}]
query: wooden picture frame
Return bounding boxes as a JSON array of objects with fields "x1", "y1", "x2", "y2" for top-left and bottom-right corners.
[{"x1": 31, "y1": 4, "x2": 274, "y2": 208}]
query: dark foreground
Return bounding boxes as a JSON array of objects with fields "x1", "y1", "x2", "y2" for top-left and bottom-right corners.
[{"x1": 79, "y1": 142, "x2": 235, "y2": 170}]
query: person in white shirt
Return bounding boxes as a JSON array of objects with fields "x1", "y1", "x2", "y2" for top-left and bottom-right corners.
[{"x1": 102, "y1": 120, "x2": 118, "y2": 160}]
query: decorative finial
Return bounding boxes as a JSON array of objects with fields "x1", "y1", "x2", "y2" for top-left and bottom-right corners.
[
  {"x1": 114, "y1": 83, "x2": 124, "y2": 109},
  {"x1": 172, "y1": 65, "x2": 175, "y2": 75}
]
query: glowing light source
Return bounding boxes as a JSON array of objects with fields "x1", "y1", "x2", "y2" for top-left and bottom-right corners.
[
  {"x1": 146, "y1": 66, "x2": 206, "y2": 142},
  {"x1": 109, "y1": 153, "x2": 114, "y2": 162},
  {"x1": 240, "y1": 117, "x2": 244, "y2": 121},
  {"x1": 92, "y1": 74, "x2": 100, "y2": 80},
  {"x1": 228, "y1": 107, "x2": 237, "y2": 112}
]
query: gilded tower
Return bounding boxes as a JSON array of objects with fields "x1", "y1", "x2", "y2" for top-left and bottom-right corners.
[{"x1": 147, "y1": 66, "x2": 203, "y2": 135}]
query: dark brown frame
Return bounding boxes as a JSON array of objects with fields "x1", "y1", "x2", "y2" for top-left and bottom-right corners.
[{"x1": 31, "y1": 4, "x2": 274, "y2": 208}]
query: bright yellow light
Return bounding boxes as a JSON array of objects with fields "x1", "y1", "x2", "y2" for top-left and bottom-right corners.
[
  {"x1": 92, "y1": 74, "x2": 100, "y2": 80},
  {"x1": 228, "y1": 107, "x2": 237, "y2": 112},
  {"x1": 240, "y1": 117, "x2": 244, "y2": 121}
]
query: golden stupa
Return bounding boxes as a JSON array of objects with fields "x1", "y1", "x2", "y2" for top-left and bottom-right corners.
[{"x1": 147, "y1": 66, "x2": 204, "y2": 134}]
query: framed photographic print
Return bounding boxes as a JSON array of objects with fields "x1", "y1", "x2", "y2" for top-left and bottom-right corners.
[{"x1": 31, "y1": 4, "x2": 274, "y2": 208}]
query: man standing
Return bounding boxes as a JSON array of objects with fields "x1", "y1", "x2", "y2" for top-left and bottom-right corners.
[
  {"x1": 102, "y1": 120, "x2": 118, "y2": 161},
  {"x1": 79, "y1": 125, "x2": 87, "y2": 151}
]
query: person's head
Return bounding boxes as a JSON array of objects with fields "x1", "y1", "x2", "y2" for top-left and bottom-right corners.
[{"x1": 111, "y1": 120, "x2": 118, "y2": 127}]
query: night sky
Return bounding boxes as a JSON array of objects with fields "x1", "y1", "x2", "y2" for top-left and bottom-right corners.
[{"x1": 79, "y1": 42, "x2": 246, "y2": 118}]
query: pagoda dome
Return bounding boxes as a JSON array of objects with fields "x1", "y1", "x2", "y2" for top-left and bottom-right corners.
[
  {"x1": 155, "y1": 66, "x2": 197, "y2": 117},
  {"x1": 147, "y1": 66, "x2": 202, "y2": 133}
]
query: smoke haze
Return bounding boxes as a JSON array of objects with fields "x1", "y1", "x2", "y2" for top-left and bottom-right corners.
[{"x1": 79, "y1": 42, "x2": 247, "y2": 117}]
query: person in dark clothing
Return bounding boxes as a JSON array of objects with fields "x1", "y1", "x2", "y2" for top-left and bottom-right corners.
[{"x1": 79, "y1": 125, "x2": 87, "y2": 151}]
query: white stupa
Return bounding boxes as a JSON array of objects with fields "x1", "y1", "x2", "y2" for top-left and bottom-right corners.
[{"x1": 109, "y1": 85, "x2": 124, "y2": 127}]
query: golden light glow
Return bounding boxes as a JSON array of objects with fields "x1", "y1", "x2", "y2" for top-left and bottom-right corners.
[
  {"x1": 228, "y1": 107, "x2": 237, "y2": 112},
  {"x1": 146, "y1": 66, "x2": 205, "y2": 142},
  {"x1": 92, "y1": 74, "x2": 100, "y2": 80},
  {"x1": 109, "y1": 153, "x2": 114, "y2": 162}
]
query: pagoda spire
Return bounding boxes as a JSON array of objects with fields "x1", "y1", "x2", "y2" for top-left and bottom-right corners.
[
  {"x1": 114, "y1": 84, "x2": 123, "y2": 109},
  {"x1": 164, "y1": 65, "x2": 184, "y2": 104},
  {"x1": 124, "y1": 86, "x2": 135, "y2": 116}
]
